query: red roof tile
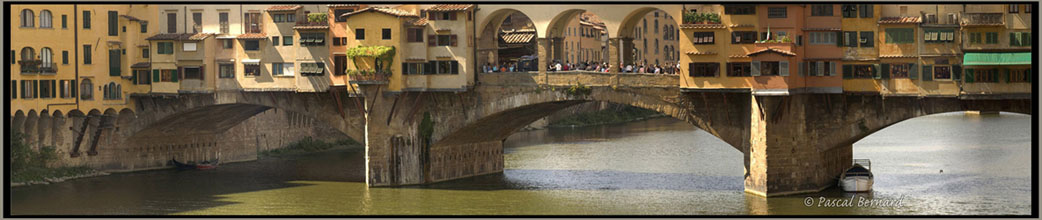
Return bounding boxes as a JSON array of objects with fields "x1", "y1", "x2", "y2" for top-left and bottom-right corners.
[
  {"x1": 685, "y1": 51, "x2": 718, "y2": 55},
  {"x1": 119, "y1": 15, "x2": 143, "y2": 22},
  {"x1": 425, "y1": 4, "x2": 475, "y2": 12},
  {"x1": 747, "y1": 48, "x2": 796, "y2": 57},
  {"x1": 236, "y1": 33, "x2": 268, "y2": 39},
  {"x1": 802, "y1": 27, "x2": 841, "y2": 31},
  {"x1": 879, "y1": 54, "x2": 918, "y2": 58},
  {"x1": 145, "y1": 33, "x2": 211, "y2": 41},
  {"x1": 340, "y1": 7, "x2": 418, "y2": 19},
  {"x1": 878, "y1": 16, "x2": 922, "y2": 24},
  {"x1": 407, "y1": 18, "x2": 428, "y2": 26},
  {"x1": 266, "y1": 5, "x2": 302, "y2": 12},
  {"x1": 500, "y1": 29, "x2": 536, "y2": 44},
  {"x1": 680, "y1": 24, "x2": 726, "y2": 29},
  {"x1": 327, "y1": 4, "x2": 359, "y2": 8}
]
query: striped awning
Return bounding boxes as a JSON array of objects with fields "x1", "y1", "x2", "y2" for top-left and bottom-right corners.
[{"x1": 963, "y1": 52, "x2": 1031, "y2": 66}]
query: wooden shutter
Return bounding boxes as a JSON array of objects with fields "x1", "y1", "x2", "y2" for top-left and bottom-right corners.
[
  {"x1": 842, "y1": 65, "x2": 853, "y2": 79},
  {"x1": 153, "y1": 69, "x2": 160, "y2": 82},
  {"x1": 131, "y1": 71, "x2": 137, "y2": 84},
  {"x1": 60, "y1": 80, "x2": 67, "y2": 96},
  {"x1": 428, "y1": 12, "x2": 435, "y2": 20},
  {"x1": 688, "y1": 63, "x2": 696, "y2": 77},
  {"x1": 750, "y1": 61, "x2": 761, "y2": 76},
  {"x1": 1002, "y1": 68, "x2": 1009, "y2": 83},
  {"x1": 199, "y1": 65, "x2": 205, "y2": 80},
  {"x1": 449, "y1": 12, "x2": 457, "y2": 20},
  {"x1": 450, "y1": 35, "x2": 458, "y2": 46},
  {"x1": 921, "y1": 65, "x2": 932, "y2": 81},
  {"x1": 829, "y1": 62, "x2": 837, "y2": 76},
  {"x1": 33, "y1": 81, "x2": 38, "y2": 98},
  {"x1": 109, "y1": 49, "x2": 121, "y2": 76},
  {"x1": 909, "y1": 63, "x2": 918, "y2": 79},
  {"x1": 70, "y1": 79, "x2": 76, "y2": 97},
  {"x1": 173, "y1": 68, "x2": 180, "y2": 82},
  {"x1": 779, "y1": 61, "x2": 789, "y2": 76},
  {"x1": 836, "y1": 32, "x2": 843, "y2": 46},
  {"x1": 428, "y1": 35, "x2": 436, "y2": 46},
  {"x1": 451, "y1": 61, "x2": 459, "y2": 74},
  {"x1": 965, "y1": 69, "x2": 974, "y2": 83},
  {"x1": 814, "y1": 61, "x2": 823, "y2": 76},
  {"x1": 423, "y1": 62, "x2": 433, "y2": 74},
  {"x1": 953, "y1": 65, "x2": 962, "y2": 81},
  {"x1": 872, "y1": 64, "x2": 881, "y2": 79},
  {"x1": 880, "y1": 63, "x2": 890, "y2": 79}
]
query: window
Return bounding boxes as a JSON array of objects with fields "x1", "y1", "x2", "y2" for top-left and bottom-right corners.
[
  {"x1": 141, "y1": 22, "x2": 147, "y2": 33},
  {"x1": 888, "y1": 63, "x2": 911, "y2": 78},
  {"x1": 108, "y1": 49, "x2": 121, "y2": 76},
  {"x1": 727, "y1": 62, "x2": 752, "y2": 77},
  {"x1": 79, "y1": 79, "x2": 92, "y2": 100},
  {"x1": 435, "y1": 35, "x2": 457, "y2": 46},
  {"x1": 731, "y1": 31, "x2": 757, "y2": 44},
  {"x1": 272, "y1": 36, "x2": 280, "y2": 46},
  {"x1": 843, "y1": 31, "x2": 858, "y2": 47},
  {"x1": 655, "y1": 39, "x2": 659, "y2": 54},
  {"x1": 809, "y1": 32, "x2": 838, "y2": 44},
  {"x1": 40, "y1": 48, "x2": 53, "y2": 69},
  {"x1": 284, "y1": 36, "x2": 293, "y2": 46},
  {"x1": 223, "y1": 39, "x2": 233, "y2": 49},
  {"x1": 166, "y1": 13, "x2": 176, "y2": 33},
  {"x1": 1009, "y1": 4, "x2": 1019, "y2": 13},
  {"x1": 969, "y1": 32, "x2": 982, "y2": 44},
  {"x1": 842, "y1": 64, "x2": 876, "y2": 79},
  {"x1": 757, "y1": 61, "x2": 780, "y2": 76},
  {"x1": 218, "y1": 63, "x2": 235, "y2": 78},
  {"x1": 159, "y1": 69, "x2": 178, "y2": 82},
  {"x1": 244, "y1": 40, "x2": 260, "y2": 51},
  {"x1": 860, "y1": 31, "x2": 874, "y2": 47},
  {"x1": 245, "y1": 13, "x2": 261, "y2": 33},
  {"x1": 59, "y1": 80, "x2": 76, "y2": 98},
  {"x1": 402, "y1": 62, "x2": 424, "y2": 75},
  {"x1": 21, "y1": 80, "x2": 37, "y2": 99},
  {"x1": 885, "y1": 28, "x2": 913, "y2": 44},
  {"x1": 934, "y1": 66, "x2": 951, "y2": 80},
  {"x1": 924, "y1": 29, "x2": 954, "y2": 43},
  {"x1": 334, "y1": 9, "x2": 354, "y2": 22},
  {"x1": 83, "y1": 10, "x2": 91, "y2": 29},
  {"x1": 806, "y1": 61, "x2": 835, "y2": 76},
  {"x1": 108, "y1": 11, "x2": 118, "y2": 36},
  {"x1": 40, "y1": 10, "x2": 52, "y2": 28},
  {"x1": 334, "y1": 55, "x2": 347, "y2": 75},
  {"x1": 63, "y1": 51, "x2": 69, "y2": 64},
  {"x1": 272, "y1": 63, "x2": 294, "y2": 76},
  {"x1": 859, "y1": 4, "x2": 873, "y2": 18},
  {"x1": 271, "y1": 13, "x2": 295, "y2": 23},
  {"x1": 62, "y1": 14, "x2": 67, "y2": 29},
  {"x1": 355, "y1": 28, "x2": 365, "y2": 39},
  {"x1": 300, "y1": 63, "x2": 324, "y2": 76},
  {"x1": 654, "y1": 20, "x2": 659, "y2": 33},
  {"x1": 244, "y1": 64, "x2": 260, "y2": 76},
  {"x1": 985, "y1": 32, "x2": 999, "y2": 44},
  {"x1": 382, "y1": 28, "x2": 392, "y2": 40},
  {"x1": 407, "y1": 28, "x2": 424, "y2": 42},
  {"x1": 83, "y1": 45, "x2": 92, "y2": 64},
  {"x1": 812, "y1": 5, "x2": 833, "y2": 16},
  {"x1": 841, "y1": 4, "x2": 857, "y2": 18},
  {"x1": 219, "y1": 12, "x2": 229, "y2": 33},
  {"x1": 688, "y1": 62, "x2": 720, "y2": 77},
  {"x1": 429, "y1": 60, "x2": 459, "y2": 74},
  {"x1": 183, "y1": 67, "x2": 202, "y2": 79},
  {"x1": 157, "y1": 42, "x2": 174, "y2": 54},
  {"x1": 1008, "y1": 68, "x2": 1031, "y2": 83},
  {"x1": 768, "y1": 7, "x2": 787, "y2": 18},
  {"x1": 966, "y1": 68, "x2": 999, "y2": 83},
  {"x1": 40, "y1": 80, "x2": 54, "y2": 98},
  {"x1": 103, "y1": 82, "x2": 121, "y2": 100},
  {"x1": 724, "y1": 5, "x2": 755, "y2": 15},
  {"x1": 1010, "y1": 32, "x2": 1031, "y2": 46},
  {"x1": 183, "y1": 42, "x2": 197, "y2": 51},
  {"x1": 300, "y1": 33, "x2": 325, "y2": 46},
  {"x1": 22, "y1": 9, "x2": 34, "y2": 27}
]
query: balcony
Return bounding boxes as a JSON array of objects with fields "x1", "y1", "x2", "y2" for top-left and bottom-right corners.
[
  {"x1": 963, "y1": 13, "x2": 1004, "y2": 26},
  {"x1": 294, "y1": 21, "x2": 329, "y2": 30},
  {"x1": 18, "y1": 60, "x2": 58, "y2": 74},
  {"x1": 348, "y1": 70, "x2": 390, "y2": 85}
]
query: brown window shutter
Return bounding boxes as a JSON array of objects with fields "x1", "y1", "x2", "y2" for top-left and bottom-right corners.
[
  {"x1": 428, "y1": 12, "x2": 435, "y2": 20},
  {"x1": 450, "y1": 35, "x2": 457, "y2": 46},
  {"x1": 199, "y1": 65, "x2": 205, "y2": 80},
  {"x1": 429, "y1": 35, "x2": 436, "y2": 46},
  {"x1": 407, "y1": 30, "x2": 414, "y2": 42},
  {"x1": 449, "y1": 12, "x2": 457, "y2": 20}
]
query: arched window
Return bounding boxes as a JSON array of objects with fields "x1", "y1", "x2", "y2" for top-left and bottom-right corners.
[
  {"x1": 80, "y1": 79, "x2": 93, "y2": 100},
  {"x1": 21, "y1": 9, "x2": 34, "y2": 27},
  {"x1": 104, "y1": 82, "x2": 122, "y2": 100},
  {"x1": 40, "y1": 48, "x2": 52, "y2": 67},
  {"x1": 643, "y1": 39, "x2": 647, "y2": 55},
  {"x1": 655, "y1": 39, "x2": 659, "y2": 54},
  {"x1": 20, "y1": 47, "x2": 35, "y2": 61},
  {"x1": 654, "y1": 20, "x2": 659, "y2": 34},
  {"x1": 40, "y1": 10, "x2": 52, "y2": 28},
  {"x1": 642, "y1": 19, "x2": 647, "y2": 34}
]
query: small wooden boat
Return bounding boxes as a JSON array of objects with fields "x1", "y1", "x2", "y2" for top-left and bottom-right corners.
[
  {"x1": 195, "y1": 159, "x2": 219, "y2": 170},
  {"x1": 170, "y1": 158, "x2": 219, "y2": 170},
  {"x1": 840, "y1": 159, "x2": 873, "y2": 192},
  {"x1": 170, "y1": 158, "x2": 196, "y2": 170}
]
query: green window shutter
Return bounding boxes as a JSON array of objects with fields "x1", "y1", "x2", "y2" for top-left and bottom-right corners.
[
  {"x1": 131, "y1": 71, "x2": 137, "y2": 84},
  {"x1": 750, "y1": 61, "x2": 761, "y2": 76},
  {"x1": 172, "y1": 69, "x2": 179, "y2": 82},
  {"x1": 922, "y1": 65, "x2": 933, "y2": 81},
  {"x1": 842, "y1": 64, "x2": 853, "y2": 79},
  {"x1": 70, "y1": 79, "x2": 76, "y2": 97},
  {"x1": 953, "y1": 65, "x2": 962, "y2": 81},
  {"x1": 1002, "y1": 68, "x2": 1009, "y2": 83},
  {"x1": 109, "y1": 50, "x2": 121, "y2": 76},
  {"x1": 873, "y1": 64, "x2": 881, "y2": 79},
  {"x1": 152, "y1": 69, "x2": 160, "y2": 82},
  {"x1": 965, "y1": 69, "x2": 975, "y2": 83},
  {"x1": 1010, "y1": 33, "x2": 1017, "y2": 46},
  {"x1": 880, "y1": 63, "x2": 890, "y2": 79},
  {"x1": 909, "y1": 63, "x2": 919, "y2": 79}
]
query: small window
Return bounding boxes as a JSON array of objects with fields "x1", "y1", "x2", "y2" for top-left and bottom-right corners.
[
  {"x1": 272, "y1": 36, "x2": 280, "y2": 46},
  {"x1": 767, "y1": 7, "x2": 787, "y2": 18},
  {"x1": 731, "y1": 31, "x2": 756, "y2": 44},
  {"x1": 159, "y1": 69, "x2": 177, "y2": 82},
  {"x1": 63, "y1": 51, "x2": 69, "y2": 64},
  {"x1": 934, "y1": 66, "x2": 951, "y2": 80},
  {"x1": 437, "y1": 35, "x2": 452, "y2": 46},
  {"x1": 841, "y1": 4, "x2": 857, "y2": 18},
  {"x1": 157, "y1": 42, "x2": 174, "y2": 54},
  {"x1": 859, "y1": 31, "x2": 874, "y2": 47},
  {"x1": 884, "y1": 28, "x2": 913, "y2": 44},
  {"x1": 382, "y1": 28, "x2": 391, "y2": 40},
  {"x1": 134, "y1": 70, "x2": 150, "y2": 85},
  {"x1": 355, "y1": 28, "x2": 365, "y2": 40},
  {"x1": 272, "y1": 63, "x2": 294, "y2": 76},
  {"x1": 62, "y1": 14, "x2": 67, "y2": 29},
  {"x1": 141, "y1": 22, "x2": 147, "y2": 33},
  {"x1": 83, "y1": 10, "x2": 91, "y2": 29},
  {"x1": 812, "y1": 4, "x2": 833, "y2": 16},
  {"x1": 219, "y1": 63, "x2": 235, "y2": 78},
  {"x1": 183, "y1": 42, "x2": 197, "y2": 51},
  {"x1": 723, "y1": 5, "x2": 755, "y2": 15},
  {"x1": 244, "y1": 64, "x2": 261, "y2": 76},
  {"x1": 244, "y1": 40, "x2": 260, "y2": 50},
  {"x1": 407, "y1": 28, "x2": 423, "y2": 42},
  {"x1": 688, "y1": 62, "x2": 720, "y2": 77},
  {"x1": 183, "y1": 67, "x2": 202, "y2": 80},
  {"x1": 1009, "y1": 4, "x2": 1019, "y2": 13},
  {"x1": 83, "y1": 45, "x2": 92, "y2": 64},
  {"x1": 223, "y1": 39, "x2": 233, "y2": 49},
  {"x1": 727, "y1": 62, "x2": 752, "y2": 77},
  {"x1": 284, "y1": 36, "x2": 293, "y2": 46},
  {"x1": 985, "y1": 32, "x2": 999, "y2": 44},
  {"x1": 142, "y1": 48, "x2": 149, "y2": 58},
  {"x1": 21, "y1": 9, "x2": 35, "y2": 27}
]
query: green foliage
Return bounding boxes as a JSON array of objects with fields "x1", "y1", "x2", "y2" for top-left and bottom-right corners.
[
  {"x1": 260, "y1": 137, "x2": 361, "y2": 157},
  {"x1": 418, "y1": 112, "x2": 434, "y2": 146},
  {"x1": 565, "y1": 83, "x2": 592, "y2": 97},
  {"x1": 683, "y1": 12, "x2": 720, "y2": 24},
  {"x1": 549, "y1": 106, "x2": 663, "y2": 127},
  {"x1": 345, "y1": 46, "x2": 395, "y2": 59},
  {"x1": 307, "y1": 13, "x2": 328, "y2": 23},
  {"x1": 9, "y1": 131, "x2": 95, "y2": 183}
]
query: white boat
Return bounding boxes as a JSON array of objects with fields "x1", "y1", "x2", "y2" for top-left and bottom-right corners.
[{"x1": 840, "y1": 159, "x2": 873, "y2": 192}]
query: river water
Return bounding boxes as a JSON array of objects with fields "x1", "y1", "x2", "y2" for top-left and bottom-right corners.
[{"x1": 8, "y1": 112, "x2": 1032, "y2": 215}]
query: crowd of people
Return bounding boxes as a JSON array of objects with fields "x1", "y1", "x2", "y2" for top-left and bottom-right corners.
[{"x1": 483, "y1": 59, "x2": 683, "y2": 75}]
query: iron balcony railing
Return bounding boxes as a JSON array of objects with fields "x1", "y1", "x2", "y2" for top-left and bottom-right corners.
[
  {"x1": 19, "y1": 60, "x2": 58, "y2": 74},
  {"x1": 963, "y1": 13, "x2": 1004, "y2": 26}
]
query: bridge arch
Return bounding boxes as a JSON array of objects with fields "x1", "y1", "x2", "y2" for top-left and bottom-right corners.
[{"x1": 476, "y1": 8, "x2": 539, "y2": 72}]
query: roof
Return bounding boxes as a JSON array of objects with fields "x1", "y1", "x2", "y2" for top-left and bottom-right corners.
[
  {"x1": 130, "y1": 62, "x2": 150, "y2": 69},
  {"x1": 501, "y1": 29, "x2": 536, "y2": 44},
  {"x1": 294, "y1": 22, "x2": 330, "y2": 30},
  {"x1": 424, "y1": 4, "x2": 475, "y2": 12},
  {"x1": 407, "y1": 17, "x2": 429, "y2": 26},
  {"x1": 266, "y1": 5, "x2": 302, "y2": 12},
  {"x1": 119, "y1": 15, "x2": 143, "y2": 22},
  {"x1": 879, "y1": 54, "x2": 918, "y2": 58},
  {"x1": 747, "y1": 47, "x2": 796, "y2": 57},
  {"x1": 729, "y1": 54, "x2": 750, "y2": 58},
  {"x1": 878, "y1": 16, "x2": 922, "y2": 24},
  {"x1": 963, "y1": 52, "x2": 1031, "y2": 66},
  {"x1": 236, "y1": 33, "x2": 268, "y2": 39},
  {"x1": 327, "y1": 4, "x2": 359, "y2": 8},
  {"x1": 685, "y1": 51, "x2": 718, "y2": 55},
  {"x1": 145, "y1": 33, "x2": 212, "y2": 41},
  {"x1": 802, "y1": 27, "x2": 841, "y2": 31},
  {"x1": 340, "y1": 7, "x2": 418, "y2": 19},
  {"x1": 680, "y1": 24, "x2": 726, "y2": 29},
  {"x1": 730, "y1": 24, "x2": 755, "y2": 28}
]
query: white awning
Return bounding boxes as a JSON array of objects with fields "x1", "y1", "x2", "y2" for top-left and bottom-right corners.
[{"x1": 242, "y1": 59, "x2": 261, "y2": 64}]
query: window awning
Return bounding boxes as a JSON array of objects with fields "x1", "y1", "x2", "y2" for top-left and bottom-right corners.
[
  {"x1": 963, "y1": 52, "x2": 1031, "y2": 66},
  {"x1": 242, "y1": 59, "x2": 261, "y2": 64}
]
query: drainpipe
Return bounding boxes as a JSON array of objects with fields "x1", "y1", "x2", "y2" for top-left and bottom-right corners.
[
  {"x1": 917, "y1": 14, "x2": 924, "y2": 96},
  {"x1": 74, "y1": 4, "x2": 80, "y2": 109},
  {"x1": 472, "y1": 7, "x2": 478, "y2": 87}
]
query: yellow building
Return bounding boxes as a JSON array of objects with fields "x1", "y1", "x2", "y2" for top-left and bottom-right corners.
[
  {"x1": 679, "y1": 4, "x2": 763, "y2": 90},
  {"x1": 960, "y1": 4, "x2": 1032, "y2": 96},
  {"x1": 632, "y1": 9, "x2": 679, "y2": 67},
  {"x1": 12, "y1": 5, "x2": 79, "y2": 116},
  {"x1": 839, "y1": 4, "x2": 883, "y2": 93}
]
